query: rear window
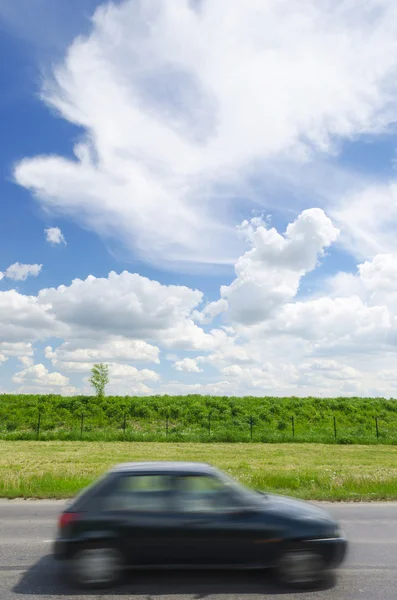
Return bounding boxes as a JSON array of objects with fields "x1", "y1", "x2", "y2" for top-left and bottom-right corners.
[
  {"x1": 68, "y1": 472, "x2": 115, "y2": 511},
  {"x1": 102, "y1": 473, "x2": 173, "y2": 512}
]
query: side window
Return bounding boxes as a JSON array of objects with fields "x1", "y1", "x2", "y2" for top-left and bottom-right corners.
[
  {"x1": 174, "y1": 475, "x2": 234, "y2": 513},
  {"x1": 103, "y1": 474, "x2": 172, "y2": 512}
]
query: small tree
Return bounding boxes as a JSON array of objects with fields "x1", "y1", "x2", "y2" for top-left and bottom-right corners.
[{"x1": 89, "y1": 363, "x2": 109, "y2": 398}]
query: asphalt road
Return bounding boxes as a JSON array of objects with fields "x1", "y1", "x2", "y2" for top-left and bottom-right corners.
[{"x1": 0, "y1": 500, "x2": 396, "y2": 600}]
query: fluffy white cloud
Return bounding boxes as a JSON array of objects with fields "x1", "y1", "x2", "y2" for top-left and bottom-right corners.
[
  {"x1": 39, "y1": 271, "x2": 204, "y2": 341},
  {"x1": 14, "y1": 0, "x2": 397, "y2": 266},
  {"x1": 173, "y1": 358, "x2": 202, "y2": 373},
  {"x1": 0, "y1": 342, "x2": 34, "y2": 357},
  {"x1": 2, "y1": 262, "x2": 42, "y2": 281},
  {"x1": 192, "y1": 299, "x2": 229, "y2": 324},
  {"x1": 45, "y1": 226, "x2": 66, "y2": 245},
  {"x1": 12, "y1": 363, "x2": 76, "y2": 394},
  {"x1": 0, "y1": 291, "x2": 60, "y2": 343},
  {"x1": 2, "y1": 209, "x2": 397, "y2": 396},
  {"x1": 109, "y1": 364, "x2": 159, "y2": 382},
  {"x1": 221, "y1": 209, "x2": 339, "y2": 325},
  {"x1": 18, "y1": 355, "x2": 34, "y2": 368},
  {"x1": 46, "y1": 338, "x2": 160, "y2": 369},
  {"x1": 0, "y1": 354, "x2": 8, "y2": 364}
]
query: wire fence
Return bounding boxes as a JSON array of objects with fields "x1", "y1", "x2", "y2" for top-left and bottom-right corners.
[{"x1": 1, "y1": 410, "x2": 396, "y2": 444}]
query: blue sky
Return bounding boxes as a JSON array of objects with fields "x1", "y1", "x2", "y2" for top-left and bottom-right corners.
[{"x1": 2, "y1": 0, "x2": 397, "y2": 397}]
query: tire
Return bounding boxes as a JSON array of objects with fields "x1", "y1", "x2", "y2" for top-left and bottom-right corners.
[
  {"x1": 69, "y1": 544, "x2": 123, "y2": 589},
  {"x1": 277, "y1": 544, "x2": 325, "y2": 589}
]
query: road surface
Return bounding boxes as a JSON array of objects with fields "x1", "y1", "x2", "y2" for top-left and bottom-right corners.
[{"x1": 0, "y1": 500, "x2": 396, "y2": 599}]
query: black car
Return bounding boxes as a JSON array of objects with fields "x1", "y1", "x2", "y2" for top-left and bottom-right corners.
[{"x1": 54, "y1": 461, "x2": 347, "y2": 589}]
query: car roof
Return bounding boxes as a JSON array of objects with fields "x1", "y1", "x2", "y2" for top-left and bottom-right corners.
[{"x1": 110, "y1": 461, "x2": 218, "y2": 475}]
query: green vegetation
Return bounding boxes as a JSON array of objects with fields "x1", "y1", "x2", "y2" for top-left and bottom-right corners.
[
  {"x1": 0, "y1": 441, "x2": 396, "y2": 500},
  {"x1": 89, "y1": 363, "x2": 109, "y2": 398},
  {"x1": 0, "y1": 394, "x2": 396, "y2": 444}
]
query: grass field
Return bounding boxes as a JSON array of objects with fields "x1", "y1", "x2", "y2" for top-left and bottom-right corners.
[
  {"x1": 1, "y1": 394, "x2": 397, "y2": 444},
  {"x1": 1, "y1": 441, "x2": 396, "y2": 501}
]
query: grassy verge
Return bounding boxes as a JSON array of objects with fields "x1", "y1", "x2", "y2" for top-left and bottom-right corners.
[{"x1": 0, "y1": 441, "x2": 396, "y2": 501}]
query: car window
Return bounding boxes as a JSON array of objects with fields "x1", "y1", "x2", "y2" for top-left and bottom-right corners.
[
  {"x1": 102, "y1": 473, "x2": 173, "y2": 512},
  {"x1": 174, "y1": 474, "x2": 236, "y2": 513}
]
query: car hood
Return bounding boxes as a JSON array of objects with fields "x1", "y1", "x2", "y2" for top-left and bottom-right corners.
[{"x1": 257, "y1": 492, "x2": 335, "y2": 523}]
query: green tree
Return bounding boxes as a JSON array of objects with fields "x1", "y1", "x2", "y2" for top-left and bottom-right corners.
[{"x1": 89, "y1": 363, "x2": 109, "y2": 398}]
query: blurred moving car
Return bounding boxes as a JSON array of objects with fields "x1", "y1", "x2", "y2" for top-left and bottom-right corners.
[{"x1": 54, "y1": 461, "x2": 347, "y2": 589}]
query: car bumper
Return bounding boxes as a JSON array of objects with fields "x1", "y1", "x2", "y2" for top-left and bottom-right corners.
[
  {"x1": 306, "y1": 536, "x2": 348, "y2": 568},
  {"x1": 53, "y1": 538, "x2": 71, "y2": 560}
]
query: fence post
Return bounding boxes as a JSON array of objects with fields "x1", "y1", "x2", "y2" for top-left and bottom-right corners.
[
  {"x1": 37, "y1": 411, "x2": 41, "y2": 441},
  {"x1": 291, "y1": 416, "x2": 295, "y2": 438},
  {"x1": 123, "y1": 412, "x2": 126, "y2": 436},
  {"x1": 208, "y1": 412, "x2": 212, "y2": 436},
  {"x1": 333, "y1": 416, "x2": 337, "y2": 439},
  {"x1": 80, "y1": 413, "x2": 84, "y2": 439},
  {"x1": 249, "y1": 415, "x2": 253, "y2": 441},
  {"x1": 166, "y1": 413, "x2": 169, "y2": 436},
  {"x1": 375, "y1": 417, "x2": 379, "y2": 439}
]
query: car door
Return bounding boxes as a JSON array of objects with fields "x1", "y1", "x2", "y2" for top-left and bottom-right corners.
[
  {"x1": 169, "y1": 473, "x2": 272, "y2": 567},
  {"x1": 98, "y1": 472, "x2": 181, "y2": 566}
]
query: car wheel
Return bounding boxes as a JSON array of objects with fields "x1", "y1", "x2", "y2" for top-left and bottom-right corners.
[
  {"x1": 277, "y1": 545, "x2": 325, "y2": 589},
  {"x1": 70, "y1": 545, "x2": 123, "y2": 589}
]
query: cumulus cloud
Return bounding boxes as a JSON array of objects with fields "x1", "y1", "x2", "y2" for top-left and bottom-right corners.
[
  {"x1": 192, "y1": 299, "x2": 228, "y2": 324},
  {"x1": 14, "y1": 0, "x2": 397, "y2": 266},
  {"x1": 18, "y1": 355, "x2": 34, "y2": 368},
  {"x1": 173, "y1": 357, "x2": 202, "y2": 373},
  {"x1": 0, "y1": 342, "x2": 34, "y2": 357},
  {"x1": 0, "y1": 290, "x2": 60, "y2": 343},
  {"x1": 46, "y1": 338, "x2": 160, "y2": 370},
  {"x1": 12, "y1": 363, "x2": 76, "y2": 394},
  {"x1": 2, "y1": 209, "x2": 397, "y2": 396},
  {"x1": 38, "y1": 271, "x2": 219, "y2": 350},
  {"x1": 221, "y1": 209, "x2": 339, "y2": 325},
  {"x1": 2, "y1": 262, "x2": 42, "y2": 281},
  {"x1": 45, "y1": 226, "x2": 66, "y2": 244}
]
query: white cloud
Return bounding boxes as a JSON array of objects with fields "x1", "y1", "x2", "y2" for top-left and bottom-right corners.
[
  {"x1": 0, "y1": 290, "x2": 60, "y2": 343},
  {"x1": 109, "y1": 363, "x2": 159, "y2": 382},
  {"x1": 2, "y1": 210, "x2": 397, "y2": 397},
  {"x1": 14, "y1": 0, "x2": 397, "y2": 266},
  {"x1": 220, "y1": 209, "x2": 339, "y2": 325},
  {"x1": 18, "y1": 355, "x2": 34, "y2": 368},
  {"x1": 192, "y1": 299, "x2": 228, "y2": 324},
  {"x1": 2, "y1": 262, "x2": 42, "y2": 281},
  {"x1": 331, "y1": 183, "x2": 397, "y2": 260},
  {"x1": 45, "y1": 226, "x2": 66, "y2": 245},
  {"x1": 173, "y1": 357, "x2": 202, "y2": 373},
  {"x1": 12, "y1": 363, "x2": 76, "y2": 394},
  {"x1": 38, "y1": 270, "x2": 219, "y2": 350},
  {"x1": 0, "y1": 354, "x2": 8, "y2": 364},
  {"x1": 0, "y1": 342, "x2": 34, "y2": 357},
  {"x1": 46, "y1": 338, "x2": 160, "y2": 370}
]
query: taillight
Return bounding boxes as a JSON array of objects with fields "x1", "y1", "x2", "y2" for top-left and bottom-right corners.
[{"x1": 59, "y1": 512, "x2": 80, "y2": 530}]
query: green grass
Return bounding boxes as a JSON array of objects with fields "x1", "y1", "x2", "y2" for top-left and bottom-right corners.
[
  {"x1": 1, "y1": 394, "x2": 396, "y2": 444},
  {"x1": 1, "y1": 441, "x2": 396, "y2": 501}
]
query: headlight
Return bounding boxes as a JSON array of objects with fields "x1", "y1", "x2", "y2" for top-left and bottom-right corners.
[{"x1": 332, "y1": 524, "x2": 343, "y2": 538}]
